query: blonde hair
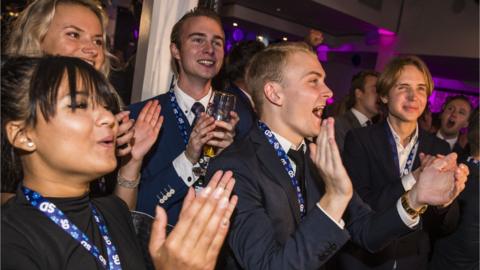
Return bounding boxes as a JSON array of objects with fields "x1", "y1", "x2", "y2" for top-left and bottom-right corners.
[
  {"x1": 5, "y1": 0, "x2": 112, "y2": 76},
  {"x1": 245, "y1": 42, "x2": 316, "y2": 116}
]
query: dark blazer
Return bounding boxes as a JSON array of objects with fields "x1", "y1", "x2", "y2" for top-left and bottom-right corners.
[
  {"x1": 334, "y1": 109, "x2": 362, "y2": 153},
  {"x1": 429, "y1": 159, "x2": 479, "y2": 270},
  {"x1": 224, "y1": 83, "x2": 257, "y2": 140},
  {"x1": 128, "y1": 91, "x2": 252, "y2": 225},
  {"x1": 129, "y1": 93, "x2": 192, "y2": 224},
  {"x1": 207, "y1": 126, "x2": 415, "y2": 270},
  {"x1": 338, "y1": 121, "x2": 456, "y2": 270}
]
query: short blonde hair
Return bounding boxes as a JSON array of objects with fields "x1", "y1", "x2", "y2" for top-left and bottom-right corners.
[
  {"x1": 5, "y1": 0, "x2": 112, "y2": 76},
  {"x1": 245, "y1": 42, "x2": 316, "y2": 116}
]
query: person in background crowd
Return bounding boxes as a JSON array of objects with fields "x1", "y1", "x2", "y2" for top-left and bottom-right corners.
[
  {"x1": 128, "y1": 8, "x2": 241, "y2": 224},
  {"x1": 429, "y1": 108, "x2": 479, "y2": 270},
  {"x1": 3, "y1": 0, "x2": 137, "y2": 202},
  {"x1": 334, "y1": 70, "x2": 380, "y2": 153},
  {"x1": 224, "y1": 40, "x2": 266, "y2": 138},
  {"x1": 340, "y1": 55, "x2": 463, "y2": 270},
  {"x1": 207, "y1": 42, "x2": 468, "y2": 270},
  {"x1": 1, "y1": 56, "x2": 238, "y2": 270},
  {"x1": 304, "y1": 28, "x2": 324, "y2": 49},
  {"x1": 436, "y1": 95, "x2": 472, "y2": 157},
  {"x1": 418, "y1": 102, "x2": 436, "y2": 133}
]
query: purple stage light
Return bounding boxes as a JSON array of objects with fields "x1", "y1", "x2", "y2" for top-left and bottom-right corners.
[
  {"x1": 233, "y1": 28, "x2": 244, "y2": 42},
  {"x1": 377, "y1": 28, "x2": 395, "y2": 36},
  {"x1": 317, "y1": 45, "x2": 329, "y2": 62},
  {"x1": 133, "y1": 29, "x2": 139, "y2": 40},
  {"x1": 327, "y1": 97, "x2": 334, "y2": 105}
]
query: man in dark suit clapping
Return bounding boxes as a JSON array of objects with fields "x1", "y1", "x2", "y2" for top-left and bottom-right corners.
[{"x1": 207, "y1": 42, "x2": 469, "y2": 270}]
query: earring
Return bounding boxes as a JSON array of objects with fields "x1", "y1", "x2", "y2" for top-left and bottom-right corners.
[{"x1": 26, "y1": 141, "x2": 34, "y2": 148}]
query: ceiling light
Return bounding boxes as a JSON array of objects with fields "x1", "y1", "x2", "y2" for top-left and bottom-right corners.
[
  {"x1": 282, "y1": 37, "x2": 288, "y2": 41},
  {"x1": 233, "y1": 22, "x2": 238, "y2": 27}
]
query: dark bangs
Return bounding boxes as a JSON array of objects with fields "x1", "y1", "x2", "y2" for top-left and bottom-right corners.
[{"x1": 29, "y1": 56, "x2": 120, "y2": 125}]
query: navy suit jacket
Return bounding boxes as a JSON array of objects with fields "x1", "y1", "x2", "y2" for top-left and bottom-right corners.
[
  {"x1": 128, "y1": 93, "x2": 191, "y2": 224},
  {"x1": 207, "y1": 126, "x2": 415, "y2": 270},
  {"x1": 224, "y1": 83, "x2": 256, "y2": 140},
  {"x1": 338, "y1": 121, "x2": 457, "y2": 270},
  {"x1": 128, "y1": 90, "x2": 252, "y2": 224}
]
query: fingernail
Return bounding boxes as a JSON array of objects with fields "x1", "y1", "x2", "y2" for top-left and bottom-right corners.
[
  {"x1": 213, "y1": 187, "x2": 224, "y2": 199},
  {"x1": 155, "y1": 206, "x2": 161, "y2": 217},
  {"x1": 219, "y1": 196, "x2": 228, "y2": 208},
  {"x1": 201, "y1": 187, "x2": 212, "y2": 197}
]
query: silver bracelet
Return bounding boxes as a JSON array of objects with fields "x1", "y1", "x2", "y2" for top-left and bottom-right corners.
[{"x1": 117, "y1": 173, "x2": 141, "y2": 189}]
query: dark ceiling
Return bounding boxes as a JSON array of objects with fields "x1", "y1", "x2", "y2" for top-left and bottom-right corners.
[
  {"x1": 220, "y1": 0, "x2": 379, "y2": 37},
  {"x1": 219, "y1": 0, "x2": 479, "y2": 88}
]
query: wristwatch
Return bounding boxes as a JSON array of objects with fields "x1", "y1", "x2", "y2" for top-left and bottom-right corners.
[{"x1": 401, "y1": 191, "x2": 428, "y2": 218}]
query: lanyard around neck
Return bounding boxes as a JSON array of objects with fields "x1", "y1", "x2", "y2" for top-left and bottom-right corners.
[
  {"x1": 258, "y1": 121, "x2": 306, "y2": 219},
  {"x1": 168, "y1": 83, "x2": 190, "y2": 146},
  {"x1": 22, "y1": 186, "x2": 122, "y2": 270},
  {"x1": 384, "y1": 124, "x2": 419, "y2": 177}
]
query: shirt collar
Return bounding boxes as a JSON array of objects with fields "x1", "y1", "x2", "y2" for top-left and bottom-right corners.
[
  {"x1": 174, "y1": 83, "x2": 212, "y2": 115},
  {"x1": 351, "y1": 108, "x2": 370, "y2": 126},
  {"x1": 271, "y1": 131, "x2": 306, "y2": 153},
  {"x1": 436, "y1": 131, "x2": 458, "y2": 150},
  {"x1": 386, "y1": 118, "x2": 419, "y2": 149}
]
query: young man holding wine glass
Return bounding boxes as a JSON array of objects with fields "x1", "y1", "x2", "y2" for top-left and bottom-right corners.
[{"x1": 128, "y1": 8, "x2": 242, "y2": 224}]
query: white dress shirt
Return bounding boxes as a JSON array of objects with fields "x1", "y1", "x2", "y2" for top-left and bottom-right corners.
[
  {"x1": 172, "y1": 84, "x2": 212, "y2": 186},
  {"x1": 386, "y1": 119, "x2": 420, "y2": 227},
  {"x1": 351, "y1": 108, "x2": 371, "y2": 127}
]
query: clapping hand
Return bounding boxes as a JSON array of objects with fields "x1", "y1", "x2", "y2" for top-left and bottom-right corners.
[
  {"x1": 115, "y1": 111, "x2": 135, "y2": 157},
  {"x1": 149, "y1": 170, "x2": 238, "y2": 270},
  {"x1": 408, "y1": 153, "x2": 469, "y2": 209},
  {"x1": 310, "y1": 118, "x2": 353, "y2": 222},
  {"x1": 129, "y1": 100, "x2": 163, "y2": 161}
]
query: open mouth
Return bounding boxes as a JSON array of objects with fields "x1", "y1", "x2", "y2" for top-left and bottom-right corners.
[
  {"x1": 98, "y1": 136, "x2": 115, "y2": 148},
  {"x1": 312, "y1": 105, "x2": 325, "y2": 118},
  {"x1": 446, "y1": 119, "x2": 456, "y2": 128},
  {"x1": 197, "y1": 59, "x2": 215, "y2": 67}
]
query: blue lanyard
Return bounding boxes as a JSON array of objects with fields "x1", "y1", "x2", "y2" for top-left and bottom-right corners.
[
  {"x1": 258, "y1": 121, "x2": 306, "y2": 219},
  {"x1": 384, "y1": 124, "x2": 419, "y2": 177},
  {"x1": 168, "y1": 84, "x2": 190, "y2": 146},
  {"x1": 22, "y1": 187, "x2": 122, "y2": 270}
]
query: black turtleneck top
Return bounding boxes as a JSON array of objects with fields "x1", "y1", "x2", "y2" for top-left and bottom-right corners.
[{"x1": 1, "y1": 188, "x2": 147, "y2": 270}]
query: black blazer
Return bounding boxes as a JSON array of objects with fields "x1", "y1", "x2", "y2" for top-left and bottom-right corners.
[
  {"x1": 338, "y1": 121, "x2": 456, "y2": 270},
  {"x1": 334, "y1": 110, "x2": 362, "y2": 153},
  {"x1": 224, "y1": 83, "x2": 257, "y2": 140},
  {"x1": 207, "y1": 126, "x2": 415, "y2": 270}
]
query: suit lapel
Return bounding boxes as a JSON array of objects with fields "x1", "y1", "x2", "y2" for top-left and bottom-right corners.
[
  {"x1": 375, "y1": 122, "x2": 400, "y2": 178},
  {"x1": 346, "y1": 110, "x2": 362, "y2": 129},
  {"x1": 413, "y1": 128, "x2": 429, "y2": 170},
  {"x1": 305, "y1": 149, "x2": 324, "y2": 211},
  {"x1": 251, "y1": 128, "x2": 302, "y2": 224}
]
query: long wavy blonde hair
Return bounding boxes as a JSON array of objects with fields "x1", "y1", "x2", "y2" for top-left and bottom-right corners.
[{"x1": 5, "y1": 0, "x2": 112, "y2": 76}]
